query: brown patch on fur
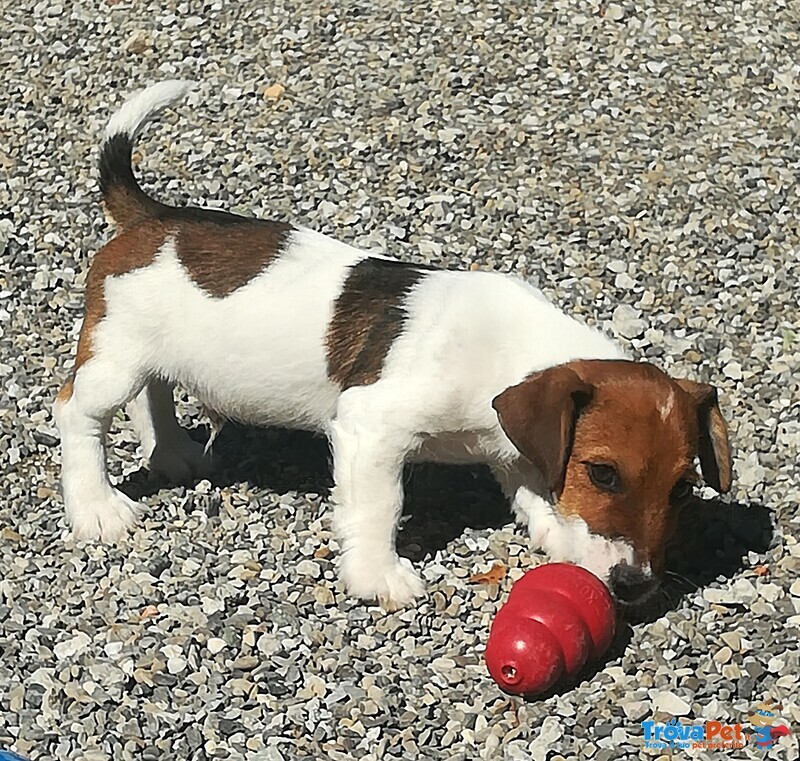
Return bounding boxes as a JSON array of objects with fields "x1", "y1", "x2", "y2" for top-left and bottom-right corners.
[
  {"x1": 62, "y1": 210, "x2": 289, "y2": 395},
  {"x1": 326, "y1": 258, "x2": 433, "y2": 389},
  {"x1": 173, "y1": 215, "x2": 291, "y2": 298},
  {"x1": 103, "y1": 186, "x2": 154, "y2": 230},
  {"x1": 100, "y1": 128, "x2": 291, "y2": 289},
  {"x1": 56, "y1": 377, "x2": 74, "y2": 404},
  {"x1": 493, "y1": 360, "x2": 732, "y2": 574},
  {"x1": 68, "y1": 221, "x2": 167, "y2": 378},
  {"x1": 492, "y1": 365, "x2": 593, "y2": 494},
  {"x1": 674, "y1": 378, "x2": 732, "y2": 493}
]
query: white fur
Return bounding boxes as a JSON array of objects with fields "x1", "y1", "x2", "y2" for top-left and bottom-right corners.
[
  {"x1": 98, "y1": 230, "x2": 365, "y2": 429},
  {"x1": 514, "y1": 488, "x2": 636, "y2": 579},
  {"x1": 105, "y1": 80, "x2": 193, "y2": 140},
  {"x1": 491, "y1": 460, "x2": 635, "y2": 584},
  {"x1": 659, "y1": 389, "x2": 675, "y2": 420},
  {"x1": 57, "y1": 83, "x2": 646, "y2": 606}
]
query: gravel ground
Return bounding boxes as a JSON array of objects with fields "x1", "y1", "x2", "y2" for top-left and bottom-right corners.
[{"x1": 2, "y1": 1, "x2": 800, "y2": 759}]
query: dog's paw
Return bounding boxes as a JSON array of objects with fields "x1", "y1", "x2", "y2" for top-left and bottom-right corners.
[
  {"x1": 69, "y1": 489, "x2": 140, "y2": 543},
  {"x1": 377, "y1": 558, "x2": 427, "y2": 611},
  {"x1": 149, "y1": 435, "x2": 210, "y2": 484},
  {"x1": 341, "y1": 554, "x2": 426, "y2": 611}
]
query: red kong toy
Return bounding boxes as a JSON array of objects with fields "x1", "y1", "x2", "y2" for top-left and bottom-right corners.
[{"x1": 484, "y1": 563, "x2": 616, "y2": 696}]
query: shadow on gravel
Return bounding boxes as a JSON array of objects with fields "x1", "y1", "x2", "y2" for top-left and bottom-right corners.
[
  {"x1": 119, "y1": 423, "x2": 512, "y2": 558},
  {"x1": 520, "y1": 622, "x2": 637, "y2": 703},
  {"x1": 626, "y1": 495, "x2": 776, "y2": 624},
  {"x1": 121, "y1": 425, "x2": 775, "y2": 620}
]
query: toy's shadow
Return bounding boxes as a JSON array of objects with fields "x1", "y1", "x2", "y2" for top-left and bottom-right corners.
[{"x1": 121, "y1": 424, "x2": 775, "y2": 623}]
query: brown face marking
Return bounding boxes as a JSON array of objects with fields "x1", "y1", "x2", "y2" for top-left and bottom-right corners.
[
  {"x1": 170, "y1": 208, "x2": 291, "y2": 298},
  {"x1": 674, "y1": 378, "x2": 733, "y2": 493},
  {"x1": 326, "y1": 258, "x2": 434, "y2": 389},
  {"x1": 558, "y1": 361, "x2": 700, "y2": 573},
  {"x1": 493, "y1": 360, "x2": 732, "y2": 575}
]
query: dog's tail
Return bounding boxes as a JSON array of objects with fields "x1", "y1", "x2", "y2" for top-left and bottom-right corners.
[{"x1": 99, "y1": 80, "x2": 193, "y2": 229}]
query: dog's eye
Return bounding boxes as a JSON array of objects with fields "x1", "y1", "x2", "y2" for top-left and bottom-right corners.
[
  {"x1": 586, "y1": 463, "x2": 620, "y2": 493},
  {"x1": 671, "y1": 479, "x2": 694, "y2": 503}
]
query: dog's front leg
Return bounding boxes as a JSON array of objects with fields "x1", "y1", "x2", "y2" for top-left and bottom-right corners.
[
  {"x1": 492, "y1": 463, "x2": 560, "y2": 550},
  {"x1": 127, "y1": 379, "x2": 210, "y2": 483},
  {"x1": 330, "y1": 392, "x2": 424, "y2": 610}
]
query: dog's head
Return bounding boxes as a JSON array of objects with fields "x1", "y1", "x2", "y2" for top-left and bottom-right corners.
[{"x1": 492, "y1": 360, "x2": 732, "y2": 609}]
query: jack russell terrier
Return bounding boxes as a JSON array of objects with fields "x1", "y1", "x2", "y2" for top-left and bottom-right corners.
[{"x1": 55, "y1": 82, "x2": 733, "y2": 611}]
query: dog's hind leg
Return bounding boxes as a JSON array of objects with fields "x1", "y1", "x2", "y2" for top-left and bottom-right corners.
[
  {"x1": 127, "y1": 379, "x2": 209, "y2": 483},
  {"x1": 55, "y1": 356, "x2": 146, "y2": 542}
]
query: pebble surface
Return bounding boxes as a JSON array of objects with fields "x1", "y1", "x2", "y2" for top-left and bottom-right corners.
[{"x1": 2, "y1": 0, "x2": 799, "y2": 759}]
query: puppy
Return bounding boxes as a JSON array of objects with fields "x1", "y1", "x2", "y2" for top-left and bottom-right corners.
[{"x1": 55, "y1": 82, "x2": 732, "y2": 609}]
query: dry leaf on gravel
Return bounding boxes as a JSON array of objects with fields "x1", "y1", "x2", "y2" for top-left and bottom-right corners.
[
  {"x1": 263, "y1": 83, "x2": 285, "y2": 99},
  {"x1": 469, "y1": 562, "x2": 507, "y2": 585}
]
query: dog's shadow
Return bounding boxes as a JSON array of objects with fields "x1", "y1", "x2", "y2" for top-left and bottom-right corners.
[
  {"x1": 659, "y1": 495, "x2": 775, "y2": 612},
  {"x1": 120, "y1": 424, "x2": 775, "y2": 622},
  {"x1": 120, "y1": 424, "x2": 513, "y2": 556}
]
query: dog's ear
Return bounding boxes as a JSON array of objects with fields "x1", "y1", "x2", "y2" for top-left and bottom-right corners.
[
  {"x1": 675, "y1": 379, "x2": 733, "y2": 494},
  {"x1": 492, "y1": 365, "x2": 593, "y2": 495}
]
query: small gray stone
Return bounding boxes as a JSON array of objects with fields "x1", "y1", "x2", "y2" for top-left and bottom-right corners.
[
  {"x1": 296, "y1": 559, "x2": 321, "y2": 577},
  {"x1": 652, "y1": 691, "x2": 691, "y2": 716},
  {"x1": 720, "y1": 632, "x2": 742, "y2": 651},
  {"x1": 713, "y1": 647, "x2": 733, "y2": 665},
  {"x1": 723, "y1": 361, "x2": 743, "y2": 380},
  {"x1": 612, "y1": 305, "x2": 646, "y2": 338},
  {"x1": 621, "y1": 700, "x2": 650, "y2": 722}
]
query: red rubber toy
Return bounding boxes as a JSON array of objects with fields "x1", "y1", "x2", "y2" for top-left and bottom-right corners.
[{"x1": 484, "y1": 563, "x2": 616, "y2": 696}]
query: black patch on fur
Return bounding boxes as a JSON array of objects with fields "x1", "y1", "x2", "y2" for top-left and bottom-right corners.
[
  {"x1": 100, "y1": 133, "x2": 268, "y2": 229},
  {"x1": 100, "y1": 132, "x2": 292, "y2": 237},
  {"x1": 326, "y1": 257, "x2": 436, "y2": 389},
  {"x1": 98, "y1": 133, "x2": 137, "y2": 199},
  {"x1": 99, "y1": 132, "x2": 165, "y2": 226}
]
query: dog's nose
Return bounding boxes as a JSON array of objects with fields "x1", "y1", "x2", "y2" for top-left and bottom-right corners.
[{"x1": 609, "y1": 562, "x2": 660, "y2": 605}]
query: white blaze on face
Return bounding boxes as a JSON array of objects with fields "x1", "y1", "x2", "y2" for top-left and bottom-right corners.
[
  {"x1": 515, "y1": 487, "x2": 637, "y2": 584},
  {"x1": 658, "y1": 389, "x2": 676, "y2": 421}
]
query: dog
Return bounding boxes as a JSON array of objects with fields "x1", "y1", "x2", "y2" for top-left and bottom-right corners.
[{"x1": 55, "y1": 81, "x2": 733, "y2": 610}]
